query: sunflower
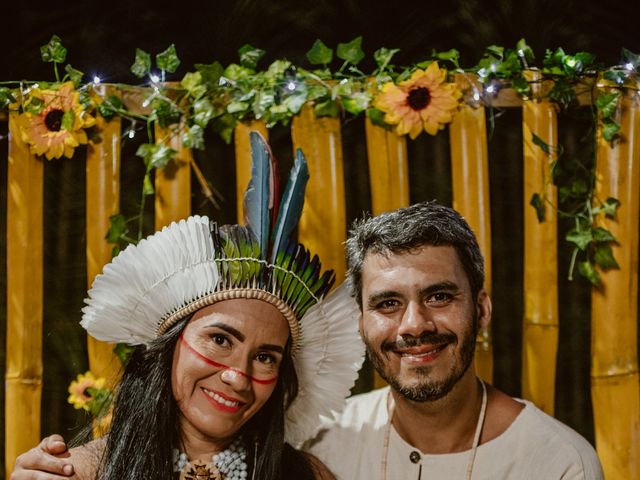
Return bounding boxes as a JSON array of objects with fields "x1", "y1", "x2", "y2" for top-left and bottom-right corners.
[
  {"x1": 374, "y1": 62, "x2": 461, "y2": 139},
  {"x1": 18, "y1": 81, "x2": 95, "y2": 160},
  {"x1": 67, "y1": 371, "x2": 106, "y2": 411}
]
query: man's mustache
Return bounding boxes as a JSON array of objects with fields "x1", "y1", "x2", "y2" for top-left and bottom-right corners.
[{"x1": 382, "y1": 332, "x2": 456, "y2": 352}]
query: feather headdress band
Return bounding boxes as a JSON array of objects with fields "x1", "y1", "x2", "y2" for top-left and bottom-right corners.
[{"x1": 81, "y1": 132, "x2": 364, "y2": 446}]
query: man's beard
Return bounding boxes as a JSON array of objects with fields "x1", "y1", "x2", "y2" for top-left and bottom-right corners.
[{"x1": 364, "y1": 315, "x2": 478, "y2": 402}]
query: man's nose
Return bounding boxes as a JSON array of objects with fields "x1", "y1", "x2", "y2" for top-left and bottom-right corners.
[{"x1": 397, "y1": 301, "x2": 436, "y2": 338}]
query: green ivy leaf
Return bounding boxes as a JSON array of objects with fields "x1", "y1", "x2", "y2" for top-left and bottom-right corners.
[
  {"x1": 195, "y1": 62, "x2": 224, "y2": 88},
  {"x1": 512, "y1": 76, "x2": 531, "y2": 97},
  {"x1": 156, "y1": 44, "x2": 180, "y2": 73},
  {"x1": 566, "y1": 228, "x2": 592, "y2": 251},
  {"x1": 314, "y1": 98, "x2": 340, "y2": 117},
  {"x1": 106, "y1": 214, "x2": 129, "y2": 244},
  {"x1": 64, "y1": 64, "x2": 84, "y2": 86},
  {"x1": 593, "y1": 243, "x2": 619, "y2": 270},
  {"x1": 227, "y1": 100, "x2": 250, "y2": 114},
  {"x1": 516, "y1": 38, "x2": 535, "y2": 65},
  {"x1": 596, "y1": 91, "x2": 621, "y2": 119},
  {"x1": 578, "y1": 260, "x2": 600, "y2": 286},
  {"x1": 238, "y1": 44, "x2": 266, "y2": 70},
  {"x1": 432, "y1": 49, "x2": 460, "y2": 69},
  {"x1": 485, "y1": 45, "x2": 504, "y2": 60},
  {"x1": 131, "y1": 48, "x2": 151, "y2": 78},
  {"x1": 336, "y1": 36, "x2": 365, "y2": 65},
  {"x1": 181, "y1": 72, "x2": 206, "y2": 99},
  {"x1": 211, "y1": 113, "x2": 237, "y2": 144},
  {"x1": 591, "y1": 227, "x2": 616, "y2": 243},
  {"x1": 40, "y1": 35, "x2": 67, "y2": 63},
  {"x1": 192, "y1": 97, "x2": 215, "y2": 128},
  {"x1": 602, "y1": 120, "x2": 621, "y2": 142},
  {"x1": 0, "y1": 87, "x2": 16, "y2": 109},
  {"x1": 342, "y1": 91, "x2": 371, "y2": 115},
  {"x1": 113, "y1": 343, "x2": 135, "y2": 364},
  {"x1": 603, "y1": 70, "x2": 628, "y2": 86},
  {"x1": 621, "y1": 48, "x2": 640, "y2": 70},
  {"x1": 223, "y1": 64, "x2": 253, "y2": 81},
  {"x1": 531, "y1": 133, "x2": 551, "y2": 155},
  {"x1": 601, "y1": 197, "x2": 621, "y2": 218},
  {"x1": 182, "y1": 124, "x2": 205, "y2": 150},
  {"x1": 61, "y1": 110, "x2": 75, "y2": 131},
  {"x1": 529, "y1": 193, "x2": 546, "y2": 222},
  {"x1": 98, "y1": 95, "x2": 124, "y2": 119},
  {"x1": 151, "y1": 98, "x2": 182, "y2": 128},
  {"x1": 306, "y1": 39, "x2": 334, "y2": 65},
  {"x1": 136, "y1": 143, "x2": 177, "y2": 169},
  {"x1": 367, "y1": 107, "x2": 390, "y2": 129},
  {"x1": 374, "y1": 47, "x2": 401, "y2": 70}
]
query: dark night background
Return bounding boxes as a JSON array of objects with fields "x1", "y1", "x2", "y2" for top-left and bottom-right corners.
[{"x1": 1, "y1": 0, "x2": 639, "y2": 475}]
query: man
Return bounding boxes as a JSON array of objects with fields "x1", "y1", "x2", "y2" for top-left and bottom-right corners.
[
  {"x1": 12, "y1": 202, "x2": 602, "y2": 479},
  {"x1": 304, "y1": 201, "x2": 602, "y2": 479}
]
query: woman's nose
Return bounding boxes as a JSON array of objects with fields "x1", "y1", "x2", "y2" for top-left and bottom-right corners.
[{"x1": 220, "y1": 368, "x2": 251, "y2": 391}]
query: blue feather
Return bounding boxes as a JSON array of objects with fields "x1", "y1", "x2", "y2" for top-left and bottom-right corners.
[
  {"x1": 270, "y1": 148, "x2": 309, "y2": 263},
  {"x1": 243, "y1": 132, "x2": 272, "y2": 259}
]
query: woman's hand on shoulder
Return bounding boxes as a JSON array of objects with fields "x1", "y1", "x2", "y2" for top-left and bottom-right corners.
[{"x1": 303, "y1": 452, "x2": 336, "y2": 480}]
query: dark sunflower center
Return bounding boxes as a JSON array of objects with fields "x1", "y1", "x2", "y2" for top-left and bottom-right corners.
[
  {"x1": 407, "y1": 87, "x2": 431, "y2": 110},
  {"x1": 44, "y1": 108, "x2": 65, "y2": 132}
]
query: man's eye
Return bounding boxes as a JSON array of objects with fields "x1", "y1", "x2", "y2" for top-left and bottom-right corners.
[
  {"x1": 377, "y1": 299, "x2": 399, "y2": 309},
  {"x1": 429, "y1": 292, "x2": 452, "y2": 303}
]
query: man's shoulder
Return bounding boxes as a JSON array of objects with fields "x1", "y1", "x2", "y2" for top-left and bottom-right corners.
[
  {"x1": 338, "y1": 386, "x2": 390, "y2": 425},
  {"x1": 503, "y1": 400, "x2": 603, "y2": 477}
]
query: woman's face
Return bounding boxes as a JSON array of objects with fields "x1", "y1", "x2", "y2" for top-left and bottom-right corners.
[{"x1": 172, "y1": 298, "x2": 290, "y2": 445}]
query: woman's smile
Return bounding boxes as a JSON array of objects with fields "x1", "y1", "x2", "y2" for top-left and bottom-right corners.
[{"x1": 200, "y1": 387, "x2": 246, "y2": 413}]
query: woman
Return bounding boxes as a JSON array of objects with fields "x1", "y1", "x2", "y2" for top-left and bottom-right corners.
[{"x1": 20, "y1": 134, "x2": 364, "y2": 480}]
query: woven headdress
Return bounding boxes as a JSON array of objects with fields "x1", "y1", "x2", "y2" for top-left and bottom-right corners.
[{"x1": 81, "y1": 132, "x2": 364, "y2": 447}]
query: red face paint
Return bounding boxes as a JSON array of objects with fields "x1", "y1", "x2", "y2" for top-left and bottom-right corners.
[{"x1": 180, "y1": 334, "x2": 278, "y2": 385}]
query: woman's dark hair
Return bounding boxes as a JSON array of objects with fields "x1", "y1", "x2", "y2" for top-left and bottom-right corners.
[{"x1": 83, "y1": 313, "x2": 316, "y2": 479}]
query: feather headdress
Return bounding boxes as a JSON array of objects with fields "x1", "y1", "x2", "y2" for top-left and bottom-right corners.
[{"x1": 81, "y1": 132, "x2": 364, "y2": 447}]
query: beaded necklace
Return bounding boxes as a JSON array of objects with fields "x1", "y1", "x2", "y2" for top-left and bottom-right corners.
[
  {"x1": 173, "y1": 438, "x2": 248, "y2": 480},
  {"x1": 381, "y1": 379, "x2": 487, "y2": 480}
]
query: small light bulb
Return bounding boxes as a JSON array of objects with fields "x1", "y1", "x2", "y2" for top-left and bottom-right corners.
[
  {"x1": 286, "y1": 80, "x2": 297, "y2": 91},
  {"x1": 93, "y1": 76, "x2": 101, "y2": 85},
  {"x1": 473, "y1": 92, "x2": 481, "y2": 101},
  {"x1": 128, "y1": 129, "x2": 135, "y2": 139},
  {"x1": 566, "y1": 58, "x2": 577, "y2": 68},
  {"x1": 150, "y1": 74, "x2": 160, "y2": 83},
  {"x1": 486, "y1": 84, "x2": 496, "y2": 94},
  {"x1": 625, "y1": 62, "x2": 634, "y2": 71}
]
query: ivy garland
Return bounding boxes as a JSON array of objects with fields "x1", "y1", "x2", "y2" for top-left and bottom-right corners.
[{"x1": 1, "y1": 35, "x2": 638, "y2": 286}]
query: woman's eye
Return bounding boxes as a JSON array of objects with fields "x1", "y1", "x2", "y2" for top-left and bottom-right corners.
[
  {"x1": 256, "y1": 352, "x2": 276, "y2": 365},
  {"x1": 211, "y1": 334, "x2": 230, "y2": 347}
]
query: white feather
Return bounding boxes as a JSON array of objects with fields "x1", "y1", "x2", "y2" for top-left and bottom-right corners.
[
  {"x1": 81, "y1": 216, "x2": 219, "y2": 344},
  {"x1": 285, "y1": 282, "x2": 365, "y2": 447}
]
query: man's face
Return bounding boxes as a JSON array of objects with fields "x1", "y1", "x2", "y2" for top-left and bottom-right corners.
[{"x1": 359, "y1": 245, "x2": 490, "y2": 402}]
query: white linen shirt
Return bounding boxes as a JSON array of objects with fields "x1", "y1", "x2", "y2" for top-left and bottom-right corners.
[{"x1": 306, "y1": 387, "x2": 603, "y2": 480}]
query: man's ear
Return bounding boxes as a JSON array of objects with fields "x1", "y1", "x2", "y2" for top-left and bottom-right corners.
[{"x1": 476, "y1": 289, "x2": 492, "y2": 329}]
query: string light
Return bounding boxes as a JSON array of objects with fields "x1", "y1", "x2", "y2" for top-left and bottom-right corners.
[
  {"x1": 286, "y1": 80, "x2": 297, "y2": 91},
  {"x1": 485, "y1": 84, "x2": 496, "y2": 94},
  {"x1": 625, "y1": 62, "x2": 635, "y2": 71},
  {"x1": 93, "y1": 75, "x2": 101, "y2": 85},
  {"x1": 150, "y1": 73, "x2": 160, "y2": 83},
  {"x1": 473, "y1": 92, "x2": 481, "y2": 101}
]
